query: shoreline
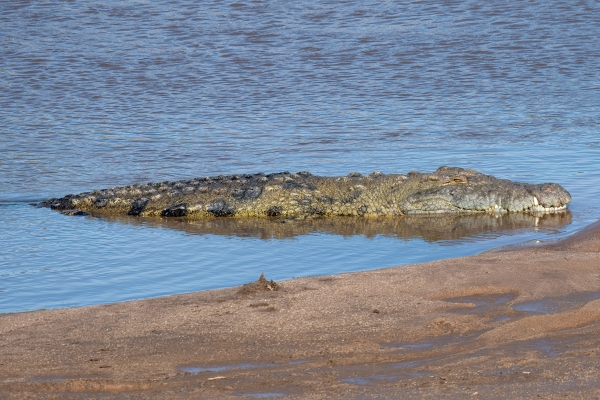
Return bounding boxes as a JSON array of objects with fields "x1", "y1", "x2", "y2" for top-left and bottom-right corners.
[{"x1": 1, "y1": 220, "x2": 599, "y2": 398}]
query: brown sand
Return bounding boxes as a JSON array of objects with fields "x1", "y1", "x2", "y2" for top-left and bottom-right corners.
[{"x1": 1, "y1": 220, "x2": 600, "y2": 399}]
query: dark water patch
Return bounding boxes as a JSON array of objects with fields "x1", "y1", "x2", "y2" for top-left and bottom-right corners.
[
  {"x1": 490, "y1": 315, "x2": 511, "y2": 323},
  {"x1": 340, "y1": 361, "x2": 428, "y2": 386},
  {"x1": 179, "y1": 360, "x2": 306, "y2": 374},
  {"x1": 341, "y1": 376, "x2": 371, "y2": 385},
  {"x1": 444, "y1": 291, "x2": 600, "y2": 321},
  {"x1": 341, "y1": 374, "x2": 403, "y2": 385},
  {"x1": 381, "y1": 332, "x2": 477, "y2": 353},
  {"x1": 513, "y1": 292, "x2": 600, "y2": 315},
  {"x1": 444, "y1": 293, "x2": 517, "y2": 322},
  {"x1": 507, "y1": 337, "x2": 574, "y2": 359},
  {"x1": 445, "y1": 293, "x2": 516, "y2": 313},
  {"x1": 527, "y1": 339, "x2": 560, "y2": 357},
  {"x1": 396, "y1": 342, "x2": 433, "y2": 350},
  {"x1": 393, "y1": 361, "x2": 423, "y2": 369}
]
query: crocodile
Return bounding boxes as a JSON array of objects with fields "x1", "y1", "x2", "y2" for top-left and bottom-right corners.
[{"x1": 42, "y1": 166, "x2": 571, "y2": 219}]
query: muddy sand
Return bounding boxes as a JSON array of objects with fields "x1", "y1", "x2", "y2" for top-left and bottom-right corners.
[{"x1": 2, "y1": 220, "x2": 600, "y2": 399}]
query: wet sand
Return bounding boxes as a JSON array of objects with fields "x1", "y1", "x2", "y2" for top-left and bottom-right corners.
[{"x1": 1, "y1": 220, "x2": 600, "y2": 399}]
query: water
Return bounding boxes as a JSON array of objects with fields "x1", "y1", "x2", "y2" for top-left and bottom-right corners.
[{"x1": 1, "y1": 1, "x2": 599, "y2": 313}]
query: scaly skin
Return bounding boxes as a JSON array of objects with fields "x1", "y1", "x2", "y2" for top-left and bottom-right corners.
[{"x1": 43, "y1": 167, "x2": 571, "y2": 219}]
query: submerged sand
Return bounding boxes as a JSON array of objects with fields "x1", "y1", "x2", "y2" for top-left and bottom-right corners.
[{"x1": 1, "y1": 220, "x2": 600, "y2": 399}]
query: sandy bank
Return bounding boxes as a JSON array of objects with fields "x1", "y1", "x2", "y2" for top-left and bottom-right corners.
[{"x1": 1, "y1": 220, "x2": 599, "y2": 399}]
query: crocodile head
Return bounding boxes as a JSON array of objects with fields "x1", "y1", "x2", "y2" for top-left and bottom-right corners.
[{"x1": 401, "y1": 167, "x2": 571, "y2": 214}]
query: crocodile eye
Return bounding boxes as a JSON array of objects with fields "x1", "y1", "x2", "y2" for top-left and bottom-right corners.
[{"x1": 450, "y1": 176, "x2": 468, "y2": 185}]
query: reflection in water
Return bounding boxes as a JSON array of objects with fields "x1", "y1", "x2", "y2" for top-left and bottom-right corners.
[
  {"x1": 99, "y1": 211, "x2": 571, "y2": 242},
  {"x1": 0, "y1": 204, "x2": 574, "y2": 313}
]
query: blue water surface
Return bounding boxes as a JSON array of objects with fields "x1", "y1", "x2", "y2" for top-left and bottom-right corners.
[{"x1": 1, "y1": 0, "x2": 599, "y2": 312}]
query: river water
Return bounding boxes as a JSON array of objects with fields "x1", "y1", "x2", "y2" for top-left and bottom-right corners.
[{"x1": 1, "y1": 1, "x2": 599, "y2": 313}]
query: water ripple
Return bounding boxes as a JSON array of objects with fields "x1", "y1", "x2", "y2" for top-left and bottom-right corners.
[{"x1": 0, "y1": 0, "x2": 599, "y2": 312}]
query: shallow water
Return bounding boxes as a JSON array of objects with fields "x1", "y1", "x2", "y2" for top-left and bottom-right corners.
[
  {"x1": 513, "y1": 292, "x2": 600, "y2": 315},
  {"x1": 1, "y1": 1, "x2": 599, "y2": 313},
  {"x1": 180, "y1": 360, "x2": 306, "y2": 374}
]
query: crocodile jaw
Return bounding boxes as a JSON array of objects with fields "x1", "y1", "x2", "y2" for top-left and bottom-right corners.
[{"x1": 403, "y1": 182, "x2": 571, "y2": 214}]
